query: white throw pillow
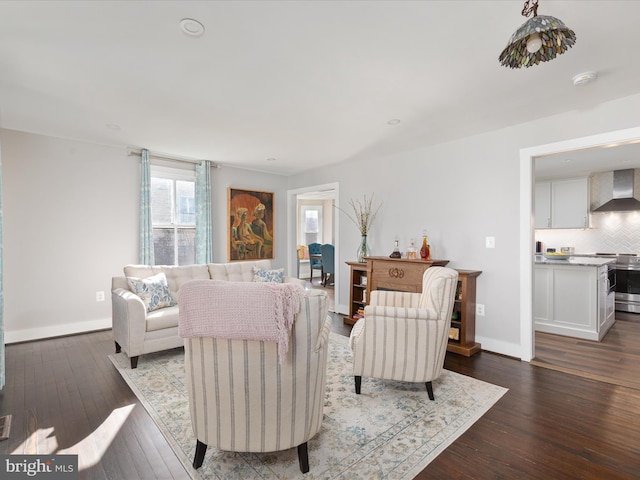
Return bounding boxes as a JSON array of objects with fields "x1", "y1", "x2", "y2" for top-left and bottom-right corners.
[
  {"x1": 252, "y1": 266, "x2": 284, "y2": 283},
  {"x1": 127, "y1": 272, "x2": 175, "y2": 312}
]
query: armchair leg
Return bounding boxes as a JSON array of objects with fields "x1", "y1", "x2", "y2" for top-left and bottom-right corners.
[
  {"x1": 355, "y1": 376, "x2": 362, "y2": 394},
  {"x1": 426, "y1": 381, "x2": 434, "y2": 401},
  {"x1": 193, "y1": 440, "x2": 208, "y2": 469},
  {"x1": 130, "y1": 356, "x2": 139, "y2": 369},
  {"x1": 297, "y1": 442, "x2": 309, "y2": 473},
  {"x1": 114, "y1": 341, "x2": 121, "y2": 354}
]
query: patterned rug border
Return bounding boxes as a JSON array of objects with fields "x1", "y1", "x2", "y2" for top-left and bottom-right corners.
[{"x1": 110, "y1": 333, "x2": 507, "y2": 479}]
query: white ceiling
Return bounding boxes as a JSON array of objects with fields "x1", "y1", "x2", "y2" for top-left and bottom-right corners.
[
  {"x1": 1, "y1": 1, "x2": 640, "y2": 176},
  {"x1": 535, "y1": 141, "x2": 640, "y2": 181}
]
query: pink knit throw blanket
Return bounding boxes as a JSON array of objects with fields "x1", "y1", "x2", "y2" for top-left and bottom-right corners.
[{"x1": 178, "y1": 280, "x2": 306, "y2": 364}]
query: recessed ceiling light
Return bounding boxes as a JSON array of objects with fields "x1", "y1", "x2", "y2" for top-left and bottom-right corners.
[
  {"x1": 572, "y1": 71, "x2": 597, "y2": 86},
  {"x1": 179, "y1": 18, "x2": 205, "y2": 37},
  {"x1": 387, "y1": 119, "x2": 401, "y2": 125}
]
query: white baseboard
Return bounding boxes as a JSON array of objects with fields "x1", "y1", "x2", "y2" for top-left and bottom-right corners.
[
  {"x1": 335, "y1": 303, "x2": 349, "y2": 317},
  {"x1": 475, "y1": 335, "x2": 524, "y2": 360},
  {"x1": 5, "y1": 318, "x2": 112, "y2": 344}
]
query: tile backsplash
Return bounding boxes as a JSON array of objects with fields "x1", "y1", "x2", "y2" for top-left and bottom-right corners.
[{"x1": 536, "y1": 170, "x2": 640, "y2": 254}]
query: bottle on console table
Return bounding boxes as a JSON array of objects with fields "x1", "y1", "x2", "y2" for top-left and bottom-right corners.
[
  {"x1": 420, "y1": 232, "x2": 431, "y2": 260},
  {"x1": 406, "y1": 239, "x2": 418, "y2": 259},
  {"x1": 389, "y1": 240, "x2": 402, "y2": 258}
]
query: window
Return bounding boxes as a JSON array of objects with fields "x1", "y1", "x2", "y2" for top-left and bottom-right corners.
[
  {"x1": 150, "y1": 166, "x2": 196, "y2": 265},
  {"x1": 300, "y1": 205, "x2": 323, "y2": 245}
]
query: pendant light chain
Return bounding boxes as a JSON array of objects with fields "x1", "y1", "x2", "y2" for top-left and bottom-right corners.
[{"x1": 521, "y1": 0, "x2": 539, "y2": 18}]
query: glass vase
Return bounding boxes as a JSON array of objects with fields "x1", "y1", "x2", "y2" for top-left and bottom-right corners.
[{"x1": 357, "y1": 235, "x2": 369, "y2": 263}]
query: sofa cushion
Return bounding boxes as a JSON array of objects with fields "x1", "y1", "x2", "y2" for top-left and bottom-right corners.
[
  {"x1": 127, "y1": 272, "x2": 175, "y2": 312},
  {"x1": 252, "y1": 266, "x2": 284, "y2": 283},
  {"x1": 146, "y1": 305, "x2": 180, "y2": 332},
  {"x1": 208, "y1": 260, "x2": 272, "y2": 282},
  {"x1": 124, "y1": 264, "x2": 210, "y2": 302}
]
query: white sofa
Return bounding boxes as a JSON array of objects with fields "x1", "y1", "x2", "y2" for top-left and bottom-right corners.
[{"x1": 112, "y1": 260, "x2": 302, "y2": 368}]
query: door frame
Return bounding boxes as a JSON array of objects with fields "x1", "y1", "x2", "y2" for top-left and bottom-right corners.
[
  {"x1": 287, "y1": 182, "x2": 341, "y2": 310},
  {"x1": 519, "y1": 127, "x2": 640, "y2": 361}
]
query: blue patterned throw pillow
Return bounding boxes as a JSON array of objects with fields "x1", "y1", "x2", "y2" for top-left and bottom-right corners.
[
  {"x1": 127, "y1": 272, "x2": 175, "y2": 312},
  {"x1": 252, "y1": 266, "x2": 285, "y2": 283}
]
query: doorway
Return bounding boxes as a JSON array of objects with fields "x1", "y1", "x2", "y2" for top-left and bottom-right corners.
[
  {"x1": 519, "y1": 127, "x2": 640, "y2": 362},
  {"x1": 287, "y1": 183, "x2": 340, "y2": 313}
]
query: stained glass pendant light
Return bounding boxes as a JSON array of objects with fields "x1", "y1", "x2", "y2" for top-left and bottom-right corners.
[{"x1": 499, "y1": 0, "x2": 576, "y2": 69}]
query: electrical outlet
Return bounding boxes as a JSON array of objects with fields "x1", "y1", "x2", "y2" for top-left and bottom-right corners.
[
  {"x1": 96, "y1": 291, "x2": 105, "y2": 302},
  {"x1": 485, "y1": 236, "x2": 496, "y2": 248},
  {"x1": 476, "y1": 303, "x2": 485, "y2": 316}
]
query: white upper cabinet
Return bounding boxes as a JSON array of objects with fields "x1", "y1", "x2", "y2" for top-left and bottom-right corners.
[
  {"x1": 535, "y1": 177, "x2": 589, "y2": 229},
  {"x1": 535, "y1": 182, "x2": 552, "y2": 229}
]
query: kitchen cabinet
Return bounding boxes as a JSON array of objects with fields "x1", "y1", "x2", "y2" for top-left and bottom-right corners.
[
  {"x1": 534, "y1": 182, "x2": 552, "y2": 229},
  {"x1": 535, "y1": 177, "x2": 589, "y2": 229},
  {"x1": 534, "y1": 259, "x2": 615, "y2": 341}
]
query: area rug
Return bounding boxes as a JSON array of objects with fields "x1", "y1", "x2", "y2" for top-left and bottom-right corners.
[{"x1": 109, "y1": 333, "x2": 507, "y2": 479}]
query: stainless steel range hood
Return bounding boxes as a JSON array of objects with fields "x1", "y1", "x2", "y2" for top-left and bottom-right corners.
[{"x1": 592, "y1": 169, "x2": 640, "y2": 212}]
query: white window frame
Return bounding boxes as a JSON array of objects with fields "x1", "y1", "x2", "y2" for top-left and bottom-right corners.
[
  {"x1": 150, "y1": 165, "x2": 196, "y2": 265},
  {"x1": 299, "y1": 205, "x2": 323, "y2": 245}
]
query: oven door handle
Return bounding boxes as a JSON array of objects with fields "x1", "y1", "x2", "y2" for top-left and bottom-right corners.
[{"x1": 614, "y1": 265, "x2": 640, "y2": 271}]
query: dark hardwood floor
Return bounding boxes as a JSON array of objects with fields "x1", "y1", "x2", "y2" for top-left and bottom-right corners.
[
  {"x1": 532, "y1": 311, "x2": 640, "y2": 390},
  {"x1": 1, "y1": 313, "x2": 639, "y2": 479}
]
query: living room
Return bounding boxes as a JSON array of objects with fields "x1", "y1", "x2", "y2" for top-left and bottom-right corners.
[{"x1": 1, "y1": 1, "x2": 640, "y2": 478}]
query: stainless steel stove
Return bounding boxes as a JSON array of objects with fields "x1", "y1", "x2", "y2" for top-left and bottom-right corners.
[{"x1": 596, "y1": 253, "x2": 640, "y2": 313}]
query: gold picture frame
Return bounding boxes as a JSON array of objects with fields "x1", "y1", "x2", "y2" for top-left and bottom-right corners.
[{"x1": 228, "y1": 188, "x2": 274, "y2": 261}]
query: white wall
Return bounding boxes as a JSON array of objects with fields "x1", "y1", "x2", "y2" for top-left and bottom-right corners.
[
  {"x1": 1, "y1": 129, "x2": 289, "y2": 343},
  {"x1": 2, "y1": 130, "x2": 138, "y2": 342},
  {"x1": 287, "y1": 92, "x2": 640, "y2": 359}
]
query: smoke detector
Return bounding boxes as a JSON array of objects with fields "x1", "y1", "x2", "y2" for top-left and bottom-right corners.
[
  {"x1": 180, "y1": 18, "x2": 205, "y2": 37},
  {"x1": 572, "y1": 71, "x2": 597, "y2": 86}
]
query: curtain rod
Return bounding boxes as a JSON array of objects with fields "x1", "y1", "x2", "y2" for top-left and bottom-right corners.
[{"x1": 127, "y1": 148, "x2": 220, "y2": 168}]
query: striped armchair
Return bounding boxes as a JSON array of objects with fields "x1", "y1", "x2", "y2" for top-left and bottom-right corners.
[
  {"x1": 179, "y1": 283, "x2": 331, "y2": 474},
  {"x1": 349, "y1": 267, "x2": 458, "y2": 400}
]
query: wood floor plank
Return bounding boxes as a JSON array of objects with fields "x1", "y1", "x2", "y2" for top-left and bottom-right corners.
[{"x1": 532, "y1": 312, "x2": 640, "y2": 389}]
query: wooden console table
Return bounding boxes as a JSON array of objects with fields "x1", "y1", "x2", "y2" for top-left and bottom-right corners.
[
  {"x1": 449, "y1": 270, "x2": 482, "y2": 356},
  {"x1": 344, "y1": 257, "x2": 482, "y2": 356},
  {"x1": 364, "y1": 256, "x2": 450, "y2": 305}
]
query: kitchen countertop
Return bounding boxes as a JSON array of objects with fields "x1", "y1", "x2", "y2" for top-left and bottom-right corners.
[{"x1": 534, "y1": 255, "x2": 615, "y2": 267}]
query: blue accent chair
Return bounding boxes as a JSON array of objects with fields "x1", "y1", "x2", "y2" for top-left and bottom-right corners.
[
  {"x1": 320, "y1": 244, "x2": 335, "y2": 286},
  {"x1": 308, "y1": 243, "x2": 323, "y2": 282}
]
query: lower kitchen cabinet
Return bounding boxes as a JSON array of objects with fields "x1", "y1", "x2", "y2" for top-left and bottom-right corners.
[{"x1": 534, "y1": 261, "x2": 615, "y2": 341}]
